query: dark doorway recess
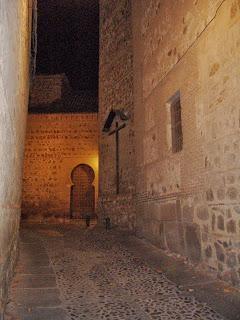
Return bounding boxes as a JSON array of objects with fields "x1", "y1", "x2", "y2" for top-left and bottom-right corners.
[{"x1": 70, "y1": 164, "x2": 95, "y2": 219}]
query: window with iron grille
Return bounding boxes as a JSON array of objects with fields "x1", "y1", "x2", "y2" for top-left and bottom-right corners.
[{"x1": 170, "y1": 92, "x2": 183, "y2": 153}]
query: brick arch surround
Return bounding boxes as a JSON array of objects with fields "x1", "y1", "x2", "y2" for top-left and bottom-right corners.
[{"x1": 70, "y1": 164, "x2": 95, "y2": 219}]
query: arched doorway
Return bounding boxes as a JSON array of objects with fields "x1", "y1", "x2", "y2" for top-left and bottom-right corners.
[{"x1": 70, "y1": 164, "x2": 95, "y2": 219}]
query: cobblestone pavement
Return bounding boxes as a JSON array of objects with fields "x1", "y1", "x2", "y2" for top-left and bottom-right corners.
[{"x1": 6, "y1": 224, "x2": 226, "y2": 320}]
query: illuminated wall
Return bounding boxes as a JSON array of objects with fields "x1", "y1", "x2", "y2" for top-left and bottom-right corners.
[
  {"x1": 100, "y1": 0, "x2": 240, "y2": 286},
  {"x1": 22, "y1": 113, "x2": 98, "y2": 221},
  {"x1": 0, "y1": 0, "x2": 32, "y2": 314},
  {"x1": 131, "y1": 0, "x2": 240, "y2": 286}
]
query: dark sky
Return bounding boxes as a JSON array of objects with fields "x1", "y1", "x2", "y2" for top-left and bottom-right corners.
[{"x1": 36, "y1": 0, "x2": 99, "y2": 92}]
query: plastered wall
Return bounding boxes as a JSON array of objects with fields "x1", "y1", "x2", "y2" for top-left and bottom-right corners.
[
  {"x1": 0, "y1": 0, "x2": 31, "y2": 315},
  {"x1": 100, "y1": 0, "x2": 240, "y2": 286},
  {"x1": 22, "y1": 113, "x2": 98, "y2": 221}
]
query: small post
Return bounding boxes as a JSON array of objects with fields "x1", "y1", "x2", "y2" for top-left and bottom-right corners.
[
  {"x1": 116, "y1": 121, "x2": 119, "y2": 194},
  {"x1": 86, "y1": 214, "x2": 90, "y2": 227}
]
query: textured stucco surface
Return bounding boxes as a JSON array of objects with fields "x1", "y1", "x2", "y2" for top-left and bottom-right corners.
[
  {"x1": 0, "y1": 0, "x2": 31, "y2": 315},
  {"x1": 100, "y1": 0, "x2": 240, "y2": 287},
  {"x1": 22, "y1": 113, "x2": 99, "y2": 221}
]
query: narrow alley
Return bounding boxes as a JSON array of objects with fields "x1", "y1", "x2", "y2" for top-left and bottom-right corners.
[{"x1": 1, "y1": 1, "x2": 240, "y2": 319}]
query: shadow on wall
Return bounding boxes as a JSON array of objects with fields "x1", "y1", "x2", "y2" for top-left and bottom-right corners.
[{"x1": 70, "y1": 164, "x2": 96, "y2": 219}]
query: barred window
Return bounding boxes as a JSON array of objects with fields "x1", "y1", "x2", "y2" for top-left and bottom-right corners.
[{"x1": 170, "y1": 92, "x2": 183, "y2": 153}]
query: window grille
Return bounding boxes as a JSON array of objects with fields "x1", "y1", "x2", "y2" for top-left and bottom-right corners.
[{"x1": 170, "y1": 94, "x2": 183, "y2": 153}]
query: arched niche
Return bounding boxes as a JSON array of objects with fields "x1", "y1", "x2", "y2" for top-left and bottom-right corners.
[{"x1": 70, "y1": 164, "x2": 95, "y2": 219}]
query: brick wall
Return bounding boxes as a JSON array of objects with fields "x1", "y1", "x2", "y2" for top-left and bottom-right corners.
[
  {"x1": 22, "y1": 113, "x2": 98, "y2": 221},
  {"x1": 99, "y1": 0, "x2": 135, "y2": 229}
]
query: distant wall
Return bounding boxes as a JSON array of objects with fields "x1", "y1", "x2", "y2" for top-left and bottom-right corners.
[
  {"x1": 0, "y1": 0, "x2": 32, "y2": 315},
  {"x1": 30, "y1": 74, "x2": 68, "y2": 106},
  {"x1": 29, "y1": 74, "x2": 98, "y2": 113},
  {"x1": 22, "y1": 113, "x2": 98, "y2": 221}
]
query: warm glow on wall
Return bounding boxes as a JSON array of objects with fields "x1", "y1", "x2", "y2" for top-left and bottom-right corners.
[{"x1": 22, "y1": 113, "x2": 99, "y2": 221}]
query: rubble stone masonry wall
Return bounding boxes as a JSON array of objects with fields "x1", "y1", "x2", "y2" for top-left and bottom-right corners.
[
  {"x1": 133, "y1": 0, "x2": 240, "y2": 286},
  {"x1": 99, "y1": 0, "x2": 136, "y2": 229},
  {"x1": 100, "y1": 0, "x2": 240, "y2": 287},
  {"x1": 22, "y1": 114, "x2": 98, "y2": 221},
  {"x1": 30, "y1": 74, "x2": 68, "y2": 106}
]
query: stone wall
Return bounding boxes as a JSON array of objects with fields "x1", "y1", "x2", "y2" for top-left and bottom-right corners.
[
  {"x1": 30, "y1": 74, "x2": 69, "y2": 107},
  {"x1": 100, "y1": 0, "x2": 240, "y2": 286},
  {"x1": 132, "y1": 0, "x2": 240, "y2": 286},
  {"x1": 0, "y1": 0, "x2": 32, "y2": 316},
  {"x1": 22, "y1": 113, "x2": 98, "y2": 221},
  {"x1": 99, "y1": 0, "x2": 135, "y2": 229},
  {"x1": 29, "y1": 74, "x2": 98, "y2": 113}
]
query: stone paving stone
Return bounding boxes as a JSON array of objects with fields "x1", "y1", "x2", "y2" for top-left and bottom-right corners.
[
  {"x1": 19, "y1": 249, "x2": 46, "y2": 258},
  {"x1": 5, "y1": 307, "x2": 67, "y2": 320},
  {"x1": 15, "y1": 265, "x2": 54, "y2": 275},
  {"x1": 6, "y1": 224, "x2": 231, "y2": 320},
  {"x1": 17, "y1": 255, "x2": 50, "y2": 267},
  {"x1": 20, "y1": 307, "x2": 67, "y2": 320},
  {"x1": 15, "y1": 274, "x2": 57, "y2": 288},
  {"x1": 13, "y1": 288, "x2": 62, "y2": 307}
]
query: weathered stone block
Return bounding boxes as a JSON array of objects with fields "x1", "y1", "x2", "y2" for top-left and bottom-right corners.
[
  {"x1": 164, "y1": 221, "x2": 184, "y2": 254},
  {"x1": 230, "y1": 270, "x2": 240, "y2": 286},
  {"x1": 206, "y1": 189, "x2": 214, "y2": 201},
  {"x1": 217, "y1": 188, "x2": 225, "y2": 200},
  {"x1": 217, "y1": 215, "x2": 224, "y2": 231},
  {"x1": 214, "y1": 242, "x2": 225, "y2": 262},
  {"x1": 185, "y1": 224, "x2": 201, "y2": 262},
  {"x1": 227, "y1": 220, "x2": 236, "y2": 233},
  {"x1": 160, "y1": 203, "x2": 177, "y2": 221},
  {"x1": 149, "y1": 203, "x2": 161, "y2": 221},
  {"x1": 233, "y1": 206, "x2": 240, "y2": 214},
  {"x1": 212, "y1": 213, "x2": 216, "y2": 231},
  {"x1": 227, "y1": 187, "x2": 238, "y2": 200},
  {"x1": 226, "y1": 252, "x2": 237, "y2": 268},
  {"x1": 159, "y1": 222, "x2": 166, "y2": 249},
  {"x1": 196, "y1": 206, "x2": 209, "y2": 221},
  {"x1": 182, "y1": 205, "x2": 194, "y2": 222},
  {"x1": 205, "y1": 245, "x2": 212, "y2": 258}
]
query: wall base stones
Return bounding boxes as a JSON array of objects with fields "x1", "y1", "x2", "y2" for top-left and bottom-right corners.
[{"x1": 99, "y1": 194, "x2": 136, "y2": 231}]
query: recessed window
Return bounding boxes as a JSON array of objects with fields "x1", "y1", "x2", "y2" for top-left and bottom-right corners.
[{"x1": 169, "y1": 91, "x2": 183, "y2": 153}]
